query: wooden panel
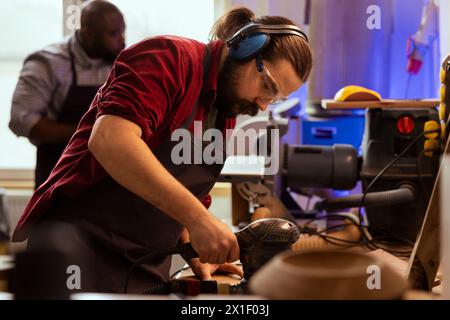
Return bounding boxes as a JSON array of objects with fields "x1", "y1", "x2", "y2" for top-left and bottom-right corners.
[{"x1": 321, "y1": 99, "x2": 440, "y2": 110}]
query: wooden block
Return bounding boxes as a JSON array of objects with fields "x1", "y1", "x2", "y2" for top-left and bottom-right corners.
[
  {"x1": 368, "y1": 249, "x2": 409, "y2": 278},
  {"x1": 321, "y1": 99, "x2": 440, "y2": 110}
]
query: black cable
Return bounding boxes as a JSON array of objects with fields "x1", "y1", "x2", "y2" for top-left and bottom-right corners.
[
  {"x1": 128, "y1": 131, "x2": 440, "y2": 294},
  {"x1": 357, "y1": 128, "x2": 440, "y2": 231},
  {"x1": 169, "y1": 266, "x2": 192, "y2": 280},
  {"x1": 417, "y1": 150, "x2": 431, "y2": 202},
  {"x1": 310, "y1": 231, "x2": 372, "y2": 249},
  {"x1": 318, "y1": 226, "x2": 413, "y2": 256},
  {"x1": 317, "y1": 222, "x2": 355, "y2": 233},
  {"x1": 299, "y1": 224, "x2": 370, "y2": 247},
  {"x1": 302, "y1": 214, "x2": 370, "y2": 247},
  {"x1": 124, "y1": 247, "x2": 180, "y2": 294},
  {"x1": 303, "y1": 128, "x2": 439, "y2": 255},
  {"x1": 326, "y1": 213, "x2": 414, "y2": 247},
  {"x1": 142, "y1": 283, "x2": 171, "y2": 295},
  {"x1": 300, "y1": 213, "x2": 415, "y2": 256},
  {"x1": 417, "y1": 145, "x2": 440, "y2": 202}
]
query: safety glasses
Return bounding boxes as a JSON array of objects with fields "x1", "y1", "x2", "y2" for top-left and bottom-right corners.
[{"x1": 256, "y1": 55, "x2": 289, "y2": 105}]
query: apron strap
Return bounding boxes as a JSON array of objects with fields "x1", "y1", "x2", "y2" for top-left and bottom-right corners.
[
  {"x1": 46, "y1": 38, "x2": 78, "y2": 118},
  {"x1": 68, "y1": 37, "x2": 78, "y2": 86}
]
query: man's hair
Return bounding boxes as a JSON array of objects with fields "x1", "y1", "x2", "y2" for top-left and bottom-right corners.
[
  {"x1": 210, "y1": 7, "x2": 313, "y2": 82},
  {"x1": 81, "y1": 0, "x2": 122, "y2": 31}
]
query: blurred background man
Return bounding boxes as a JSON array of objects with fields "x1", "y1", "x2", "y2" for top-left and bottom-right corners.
[{"x1": 9, "y1": 0, "x2": 125, "y2": 188}]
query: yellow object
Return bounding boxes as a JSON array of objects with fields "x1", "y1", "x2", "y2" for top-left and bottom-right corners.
[
  {"x1": 441, "y1": 85, "x2": 446, "y2": 102},
  {"x1": 441, "y1": 68, "x2": 447, "y2": 84},
  {"x1": 439, "y1": 103, "x2": 447, "y2": 122},
  {"x1": 334, "y1": 85, "x2": 382, "y2": 102},
  {"x1": 424, "y1": 139, "x2": 439, "y2": 157},
  {"x1": 424, "y1": 121, "x2": 440, "y2": 139},
  {"x1": 217, "y1": 282, "x2": 230, "y2": 295},
  {"x1": 0, "y1": 242, "x2": 9, "y2": 255},
  {"x1": 441, "y1": 121, "x2": 446, "y2": 140}
]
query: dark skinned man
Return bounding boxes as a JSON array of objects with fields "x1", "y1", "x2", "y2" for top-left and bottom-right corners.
[{"x1": 9, "y1": 0, "x2": 125, "y2": 188}]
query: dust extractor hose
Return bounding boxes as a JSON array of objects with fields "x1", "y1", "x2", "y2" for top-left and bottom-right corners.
[{"x1": 315, "y1": 185, "x2": 415, "y2": 211}]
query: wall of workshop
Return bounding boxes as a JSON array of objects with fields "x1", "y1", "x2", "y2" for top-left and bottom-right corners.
[
  {"x1": 439, "y1": 0, "x2": 450, "y2": 59},
  {"x1": 227, "y1": 0, "x2": 441, "y2": 102},
  {"x1": 389, "y1": 0, "x2": 440, "y2": 99},
  {"x1": 0, "y1": 0, "x2": 215, "y2": 170},
  {"x1": 110, "y1": 0, "x2": 214, "y2": 45}
]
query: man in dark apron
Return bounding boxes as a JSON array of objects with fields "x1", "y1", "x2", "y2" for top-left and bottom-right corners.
[
  {"x1": 9, "y1": 1, "x2": 125, "y2": 189},
  {"x1": 12, "y1": 7, "x2": 313, "y2": 294},
  {"x1": 34, "y1": 39, "x2": 103, "y2": 189}
]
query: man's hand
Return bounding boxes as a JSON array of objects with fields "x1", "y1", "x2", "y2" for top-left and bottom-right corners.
[
  {"x1": 30, "y1": 117, "x2": 77, "y2": 144},
  {"x1": 89, "y1": 115, "x2": 240, "y2": 265},
  {"x1": 186, "y1": 215, "x2": 240, "y2": 264},
  {"x1": 189, "y1": 258, "x2": 243, "y2": 281}
]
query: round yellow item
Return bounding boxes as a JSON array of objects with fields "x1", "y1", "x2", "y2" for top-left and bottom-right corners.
[
  {"x1": 424, "y1": 139, "x2": 439, "y2": 157},
  {"x1": 334, "y1": 85, "x2": 382, "y2": 102},
  {"x1": 441, "y1": 85, "x2": 446, "y2": 102},
  {"x1": 424, "y1": 120, "x2": 440, "y2": 139}
]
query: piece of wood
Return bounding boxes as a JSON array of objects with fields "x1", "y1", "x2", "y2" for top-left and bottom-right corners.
[
  {"x1": 0, "y1": 180, "x2": 34, "y2": 190},
  {"x1": 368, "y1": 249, "x2": 409, "y2": 278},
  {"x1": 406, "y1": 128, "x2": 450, "y2": 290},
  {"x1": 176, "y1": 274, "x2": 242, "y2": 286},
  {"x1": 251, "y1": 207, "x2": 272, "y2": 221},
  {"x1": 321, "y1": 99, "x2": 440, "y2": 110},
  {"x1": 402, "y1": 290, "x2": 436, "y2": 300}
]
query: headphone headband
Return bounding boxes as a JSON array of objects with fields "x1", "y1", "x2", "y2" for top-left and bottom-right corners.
[
  {"x1": 226, "y1": 23, "x2": 308, "y2": 61},
  {"x1": 227, "y1": 23, "x2": 308, "y2": 48}
]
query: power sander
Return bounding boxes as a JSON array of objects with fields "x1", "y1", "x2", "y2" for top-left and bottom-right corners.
[
  {"x1": 125, "y1": 218, "x2": 300, "y2": 293},
  {"x1": 179, "y1": 218, "x2": 300, "y2": 280}
]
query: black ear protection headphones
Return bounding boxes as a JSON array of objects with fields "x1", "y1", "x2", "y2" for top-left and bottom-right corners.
[{"x1": 226, "y1": 23, "x2": 309, "y2": 63}]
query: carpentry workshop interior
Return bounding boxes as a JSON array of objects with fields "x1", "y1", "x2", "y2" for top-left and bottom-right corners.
[{"x1": 1, "y1": 0, "x2": 450, "y2": 302}]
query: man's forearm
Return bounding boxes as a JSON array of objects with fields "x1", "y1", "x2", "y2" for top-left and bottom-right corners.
[
  {"x1": 29, "y1": 117, "x2": 77, "y2": 144},
  {"x1": 88, "y1": 115, "x2": 211, "y2": 229}
]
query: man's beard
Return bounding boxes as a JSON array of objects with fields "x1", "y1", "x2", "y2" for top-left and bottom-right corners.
[
  {"x1": 101, "y1": 51, "x2": 120, "y2": 64},
  {"x1": 215, "y1": 56, "x2": 260, "y2": 118},
  {"x1": 92, "y1": 39, "x2": 122, "y2": 64}
]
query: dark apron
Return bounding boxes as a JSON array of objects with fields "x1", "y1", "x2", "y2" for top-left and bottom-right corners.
[
  {"x1": 40, "y1": 45, "x2": 225, "y2": 293},
  {"x1": 35, "y1": 39, "x2": 101, "y2": 189}
]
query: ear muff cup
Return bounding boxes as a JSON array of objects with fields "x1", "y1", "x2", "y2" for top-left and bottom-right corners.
[{"x1": 228, "y1": 33, "x2": 270, "y2": 61}]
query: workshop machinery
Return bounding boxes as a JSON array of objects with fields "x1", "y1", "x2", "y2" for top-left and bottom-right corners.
[
  {"x1": 283, "y1": 106, "x2": 439, "y2": 241},
  {"x1": 226, "y1": 100, "x2": 440, "y2": 242}
]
